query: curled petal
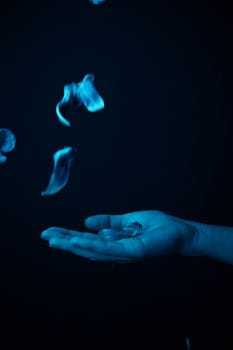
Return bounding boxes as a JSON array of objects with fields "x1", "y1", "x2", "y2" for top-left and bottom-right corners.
[
  {"x1": 41, "y1": 146, "x2": 76, "y2": 196},
  {"x1": 0, "y1": 128, "x2": 16, "y2": 153},
  {"x1": 55, "y1": 83, "x2": 79, "y2": 127},
  {"x1": 77, "y1": 74, "x2": 105, "y2": 112},
  {"x1": 98, "y1": 222, "x2": 142, "y2": 241},
  {"x1": 0, "y1": 128, "x2": 16, "y2": 164},
  {"x1": 89, "y1": 0, "x2": 107, "y2": 4},
  {"x1": 56, "y1": 102, "x2": 71, "y2": 127},
  {"x1": 82, "y1": 73, "x2": 94, "y2": 83},
  {"x1": 0, "y1": 152, "x2": 7, "y2": 163},
  {"x1": 56, "y1": 74, "x2": 104, "y2": 126}
]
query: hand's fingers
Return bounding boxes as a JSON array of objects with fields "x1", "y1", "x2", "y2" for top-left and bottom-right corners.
[
  {"x1": 48, "y1": 238, "x2": 131, "y2": 262},
  {"x1": 70, "y1": 236, "x2": 144, "y2": 258},
  {"x1": 49, "y1": 237, "x2": 72, "y2": 250},
  {"x1": 84, "y1": 211, "x2": 150, "y2": 232},
  {"x1": 41, "y1": 227, "x2": 98, "y2": 241},
  {"x1": 41, "y1": 227, "x2": 69, "y2": 241},
  {"x1": 84, "y1": 214, "x2": 126, "y2": 232}
]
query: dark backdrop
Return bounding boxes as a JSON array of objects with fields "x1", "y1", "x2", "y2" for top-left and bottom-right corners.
[{"x1": 0, "y1": 0, "x2": 232, "y2": 348}]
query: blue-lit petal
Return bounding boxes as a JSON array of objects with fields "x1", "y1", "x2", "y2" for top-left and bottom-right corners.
[
  {"x1": 56, "y1": 75, "x2": 104, "y2": 126},
  {"x1": 56, "y1": 83, "x2": 78, "y2": 127},
  {"x1": 89, "y1": 0, "x2": 107, "y2": 4},
  {"x1": 0, "y1": 152, "x2": 7, "y2": 163},
  {"x1": 98, "y1": 222, "x2": 142, "y2": 241},
  {"x1": 56, "y1": 102, "x2": 71, "y2": 127},
  {"x1": 122, "y1": 222, "x2": 143, "y2": 236},
  {"x1": 77, "y1": 74, "x2": 104, "y2": 112},
  {"x1": 82, "y1": 73, "x2": 94, "y2": 83},
  {"x1": 41, "y1": 146, "x2": 76, "y2": 196},
  {"x1": 0, "y1": 128, "x2": 16, "y2": 164},
  {"x1": 0, "y1": 128, "x2": 16, "y2": 153}
]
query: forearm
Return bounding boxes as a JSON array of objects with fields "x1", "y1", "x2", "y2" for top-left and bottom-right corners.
[{"x1": 185, "y1": 220, "x2": 233, "y2": 265}]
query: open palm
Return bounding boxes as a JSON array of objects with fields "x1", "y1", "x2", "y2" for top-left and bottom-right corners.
[{"x1": 41, "y1": 210, "x2": 195, "y2": 263}]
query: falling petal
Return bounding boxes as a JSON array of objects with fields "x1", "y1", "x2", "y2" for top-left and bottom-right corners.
[
  {"x1": 41, "y1": 146, "x2": 76, "y2": 196},
  {"x1": 186, "y1": 337, "x2": 191, "y2": 350},
  {"x1": 89, "y1": 0, "x2": 107, "y2": 4},
  {"x1": 56, "y1": 101, "x2": 71, "y2": 127},
  {"x1": 77, "y1": 74, "x2": 105, "y2": 112},
  {"x1": 83, "y1": 74, "x2": 94, "y2": 84},
  {"x1": 0, "y1": 153, "x2": 7, "y2": 163},
  {"x1": 55, "y1": 83, "x2": 77, "y2": 127},
  {"x1": 56, "y1": 74, "x2": 104, "y2": 126},
  {"x1": 0, "y1": 128, "x2": 16, "y2": 164},
  {"x1": 122, "y1": 222, "x2": 143, "y2": 236}
]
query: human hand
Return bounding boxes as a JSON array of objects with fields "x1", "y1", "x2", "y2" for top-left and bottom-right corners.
[{"x1": 41, "y1": 210, "x2": 196, "y2": 263}]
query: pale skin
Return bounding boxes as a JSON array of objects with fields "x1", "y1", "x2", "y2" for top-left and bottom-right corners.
[{"x1": 41, "y1": 210, "x2": 233, "y2": 265}]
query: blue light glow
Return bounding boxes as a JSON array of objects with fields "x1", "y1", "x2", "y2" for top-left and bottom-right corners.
[
  {"x1": 77, "y1": 74, "x2": 105, "y2": 112},
  {"x1": 89, "y1": 0, "x2": 107, "y2": 5},
  {"x1": 98, "y1": 222, "x2": 143, "y2": 241},
  {"x1": 0, "y1": 128, "x2": 16, "y2": 164},
  {"x1": 56, "y1": 74, "x2": 104, "y2": 127},
  {"x1": 41, "y1": 146, "x2": 76, "y2": 196}
]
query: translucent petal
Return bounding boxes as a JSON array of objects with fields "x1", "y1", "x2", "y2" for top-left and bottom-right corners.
[
  {"x1": 0, "y1": 152, "x2": 7, "y2": 163},
  {"x1": 56, "y1": 102, "x2": 71, "y2": 127},
  {"x1": 98, "y1": 222, "x2": 143, "y2": 241},
  {"x1": 0, "y1": 128, "x2": 16, "y2": 163},
  {"x1": 41, "y1": 146, "x2": 76, "y2": 196},
  {"x1": 185, "y1": 337, "x2": 191, "y2": 350},
  {"x1": 89, "y1": 0, "x2": 107, "y2": 4},
  {"x1": 0, "y1": 128, "x2": 16, "y2": 153},
  {"x1": 122, "y1": 222, "x2": 143, "y2": 236},
  {"x1": 56, "y1": 74, "x2": 104, "y2": 126},
  {"x1": 77, "y1": 74, "x2": 104, "y2": 112},
  {"x1": 82, "y1": 74, "x2": 94, "y2": 83},
  {"x1": 55, "y1": 84, "x2": 77, "y2": 127}
]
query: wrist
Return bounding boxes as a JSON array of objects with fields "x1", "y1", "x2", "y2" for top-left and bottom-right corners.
[
  {"x1": 180, "y1": 220, "x2": 207, "y2": 257},
  {"x1": 178, "y1": 216, "x2": 233, "y2": 265}
]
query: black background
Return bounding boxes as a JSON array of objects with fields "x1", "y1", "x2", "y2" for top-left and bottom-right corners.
[{"x1": 0, "y1": 0, "x2": 233, "y2": 348}]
